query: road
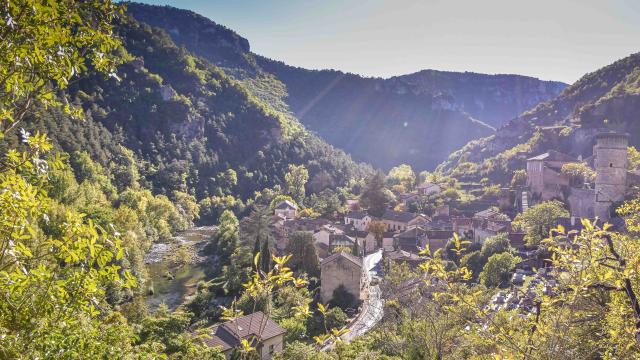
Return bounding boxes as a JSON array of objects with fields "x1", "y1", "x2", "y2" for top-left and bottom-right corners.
[{"x1": 342, "y1": 249, "x2": 384, "y2": 342}]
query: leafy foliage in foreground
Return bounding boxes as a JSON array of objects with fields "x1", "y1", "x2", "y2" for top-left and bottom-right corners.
[{"x1": 0, "y1": 1, "x2": 217, "y2": 357}]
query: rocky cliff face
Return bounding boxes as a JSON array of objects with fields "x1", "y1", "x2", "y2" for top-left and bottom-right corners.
[
  {"x1": 438, "y1": 52, "x2": 640, "y2": 184},
  {"x1": 392, "y1": 70, "x2": 567, "y2": 128},
  {"x1": 126, "y1": 2, "x2": 567, "y2": 171}
]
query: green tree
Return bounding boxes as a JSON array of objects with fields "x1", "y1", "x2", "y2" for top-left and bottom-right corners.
[
  {"x1": 260, "y1": 238, "x2": 272, "y2": 274},
  {"x1": 479, "y1": 233, "x2": 512, "y2": 259},
  {"x1": 285, "y1": 232, "x2": 320, "y2": 278},
  {"x1": 561, "y1": 162, "x2": 596, "y2": 186},
  {"x1": 459, "y1": 250, "x2": 484, "y2": 281},
  {"x1": 479, "y1": 252, "x2": 521, "y2": 287},
  {"x1": 274, "y1": 341, "x2": 332, "y2": 360},
  {"x1": 306, "y1": 307, "x2": 348, "y2": 337},
  {"x1": 219, "y1": 168, "x2": 238, "y2": 187},
  {"x1": 416, "y1": 196, "x2": 640, "y2": 358},
  {"x1": 206, "y1": 209, "x2": 239, "y2": 258},
  {"x1": 513, "y1": 200, "x2": 569, "y2": 245},
  {"x1": 0, "y1": 1, "x2": 146, "y2": 357},
  {"x1": 360, "y1": 171, "x2": 391, "y2": 217},
  {"x1": 111, "y1": 145, "x2": 140, "y2": 190},
  {"x1": 245, "y1": 205, "x2": 273, "y2": 263},
  {"x1": 309, "y1": 189, "x2": 343, "y2": 218},
  {"x1": 285, "y1": 164, "x2": 309, "y2": 204},
  {"x1": 0, "y1": 0, "x2": 125, "y2": 133},
  {"x1": 269, "y1": 194, "x2": 297, "y2": 211},
  {"x1": 510, "y1": 169, "x2": 527, "y2": 188},
  {"x1": 366, "y1": 220, "x2": 386, "y2": 248},
  {"x1": 173, "y1": 190, "x2": 200, "y2": 225},
  {"x1": 387, "y1": 164, "x2": 416, "y2": 191}
]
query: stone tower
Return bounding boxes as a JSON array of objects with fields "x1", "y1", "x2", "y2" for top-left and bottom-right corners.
[{"x1": 594, "y1": 132, "x2": 628, "y2": 219}]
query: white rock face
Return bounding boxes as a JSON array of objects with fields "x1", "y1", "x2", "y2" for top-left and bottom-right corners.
[{"x1": 160, "y1": 85, "x2": 176, "y2": 101}]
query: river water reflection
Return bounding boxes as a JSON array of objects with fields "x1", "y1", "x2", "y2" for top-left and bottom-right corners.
[{"x1": 144, "y1": 226, "x2": 216, "y2": 311}]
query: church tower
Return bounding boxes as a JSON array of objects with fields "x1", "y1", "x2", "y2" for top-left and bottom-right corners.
[{"x1": 594, "y1": 132, "x2": 628, "y2": 219}]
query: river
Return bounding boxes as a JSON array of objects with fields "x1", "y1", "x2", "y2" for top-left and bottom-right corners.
[{"x1": 144, "y1": 226, "x2": 217, "y2": 311}]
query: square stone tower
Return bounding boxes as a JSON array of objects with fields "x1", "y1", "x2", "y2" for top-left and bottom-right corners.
[{"x1": 594, "y1": 132, "x2": 628, "y2": 219}]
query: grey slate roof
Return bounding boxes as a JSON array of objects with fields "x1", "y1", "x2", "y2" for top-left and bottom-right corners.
[
  {"x1": 426, "y1": 230, "x2": 454, "y2": 239},
  {"x1": 345, "y1": 210, "x2": 369, "y2": 220},
  {"x1": 275, "y1": 200, "x2": 298, "y2": 210},
  {"x1": 382, "y1": 210, "x2": 422, "y2": 223},
  {"x1": 527, "y1": 150, "x2": 577, "y2": 162},
  {"x1": 329, "y1": 233, "x2": 356, "y2": 246},
  {"x1": 321, "y1": 251, "x2": 362, "y2": 267},
  {"x1": 386, "y1": 249, "x2": 421, "y2": 262},
  {"x1": 203, "y1": 311, "x2": 286, "y2": 351}
]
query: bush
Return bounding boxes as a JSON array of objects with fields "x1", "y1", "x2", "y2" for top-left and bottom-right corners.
[
  {"x1": 480, "y1": 253, "x2": 521, "y2": 288},
  {"x1": 460, "y1": 250, "x2": 485, "y2": 280},
  {"x1": 306, "y1": 307, "x2": 348, "y2": 337},
  {"x1": 480, "y1": 233, "x2": 512, "y2": 259}
]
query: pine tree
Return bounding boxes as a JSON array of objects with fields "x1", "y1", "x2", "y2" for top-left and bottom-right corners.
[
  {"x1": 260, "y1": 239, "x2": 271, "y2": 274},
  {"x1": 253, "y1": 237, "x2": 261, "y2": 270}
]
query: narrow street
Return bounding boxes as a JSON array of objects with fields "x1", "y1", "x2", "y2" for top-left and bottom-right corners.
[{"x1": 342, "y1": 249, "x2": 384, "y2": 342}]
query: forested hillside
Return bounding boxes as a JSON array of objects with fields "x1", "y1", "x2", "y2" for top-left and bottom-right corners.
[
  {"x1": 0, "y1": 2, "x2": 371, "y2": 356},
  {"x1": 9, "y1": 17, "x2": 370, "y2": 221},
  {"x1": 438, "y1": 52, "x2": 640, "y2": 184},
  {"x1": 126, "y1": 2, "x2": 566, "y2": 170}
]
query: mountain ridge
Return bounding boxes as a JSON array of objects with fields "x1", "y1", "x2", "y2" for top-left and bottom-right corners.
[{"x1": 125, "y1": 2, "x2": 567, "y2": 170}]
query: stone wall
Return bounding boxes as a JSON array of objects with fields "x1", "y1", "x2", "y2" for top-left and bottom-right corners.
[
  {"x1": 594, "y1": 133, "x2": 628, "y2": 219},
  {"x1": 320, "y1": 256, "x2": 362, "y2": 304}
]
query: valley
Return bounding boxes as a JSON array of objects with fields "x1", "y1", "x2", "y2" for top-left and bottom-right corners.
[
  {"x1": 2, "y1": 1, "x2": 640, "y2": 359},
  {"x1": 127, "y1": 3, "x2": 567, "y2": 170}
]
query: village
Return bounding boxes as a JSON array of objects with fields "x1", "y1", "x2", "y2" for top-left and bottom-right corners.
[{"x1": 200, "y1": 131, "x2": 640, "y2": 359}]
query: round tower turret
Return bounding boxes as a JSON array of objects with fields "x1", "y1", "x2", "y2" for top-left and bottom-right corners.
[{"x1": 594, "y1": 132, "x2": 628, "y2": 219}]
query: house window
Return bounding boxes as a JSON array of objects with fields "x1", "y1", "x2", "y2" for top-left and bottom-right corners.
[{"x1": 269, "y1": 344, "x2": 275, "y2": 354}]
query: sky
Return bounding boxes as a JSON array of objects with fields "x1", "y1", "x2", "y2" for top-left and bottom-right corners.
[{"x1": 137, "y1": 0, "x2": 640, "y2": 84}]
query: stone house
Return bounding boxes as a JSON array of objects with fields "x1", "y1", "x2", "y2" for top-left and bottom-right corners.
[
  {"x1": 393, "y1": 226, "x2": 427, "y2": 253},
  {"x1": 526, "y1": 150, "x2": 578, "y2": 201},
  {"x1": 527, "y1": 133, "x2": 631, "y2": 220},
  {"x1": 273, "y1": 217, "x2": 330, "y2": 254},
  {"x1": 313, "y1": 224, "x2": 344, "y2": 259},
  {"x1": 328, "y1": 233, "x2": 357, "y2": 254},
  {"x1": 417, "y1": 182, "x2": 441, "y2": 196},
  {"x1": 452, "y1": 217, "x2": 473, "y2": 237},
  {"x1": 381, "y1": 210, "x2": 428, "y2": 232},
  {"x1": 344, "y1": 210, "x2": 372, "y2": 231},
  {"x1": 471, "y1": 208, "x2": 511, "y2": 243},
  {"x1": 345, "y1": 228, "x2": 377, "y2": 254},
  {"x1": 382, "y1": 231, "x2": 397, "y2": 252},
  {"x1": 398, "y1": 192, "x2": 420, "y2": 208},
  {"x1": 203, "y1": 311, "x2": 286, "y2": 359},
  {"x1": 423, "y1": 230, "x2": 454, "y2": 251},
  {"x1": 320, "y1": 252, "x2": 363, "y2": 304},
  {"x1": 274, "y1": 200, "x2": 297, "y2": 219},
  {"x1": 473, "y1": 219, "x2": 511, "y2": 243}
]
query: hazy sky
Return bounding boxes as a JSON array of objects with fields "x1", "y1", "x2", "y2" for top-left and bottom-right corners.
[{"x1": 137, "y1": 0, "x2": 640, "y2": 84}]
